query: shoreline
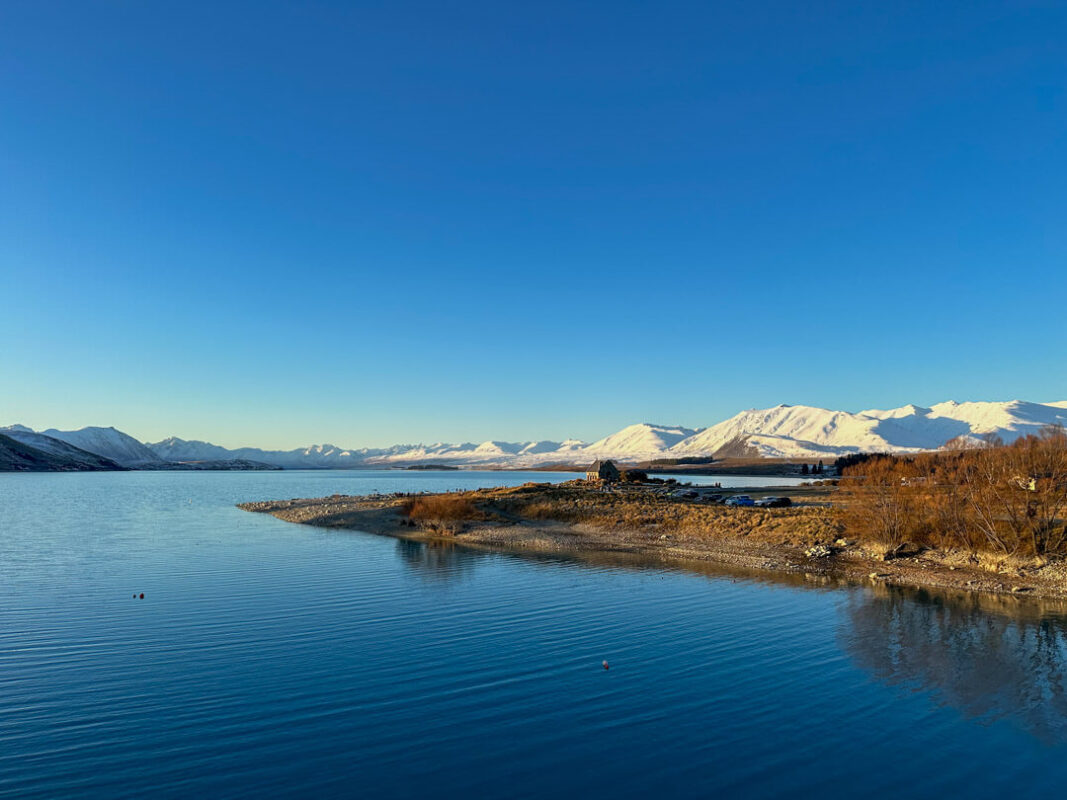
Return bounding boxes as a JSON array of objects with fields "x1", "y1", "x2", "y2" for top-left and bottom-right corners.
[{"x1": 238, "y1": 483, "x2": 1067, "y2": 602}]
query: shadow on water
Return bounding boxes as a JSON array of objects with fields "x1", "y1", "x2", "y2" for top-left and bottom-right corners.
[{"x1": 840, "y1": 583, "x2": 1067, "y2": 743}]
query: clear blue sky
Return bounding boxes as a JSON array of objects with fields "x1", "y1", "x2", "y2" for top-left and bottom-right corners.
[{"x1": 2, "y1": 1, "x2": 1065, "y2": 449}]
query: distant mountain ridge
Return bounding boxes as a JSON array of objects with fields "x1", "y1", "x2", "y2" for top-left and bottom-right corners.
[
  {"x1": 1, "y1": 426, "x2": 277, "y2": 471},
  {"x1": 7, "y1": 400, "x2": 1067, "y2": 471}
]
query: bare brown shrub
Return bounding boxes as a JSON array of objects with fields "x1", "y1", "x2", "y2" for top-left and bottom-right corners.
[{"x1": 841, "y1": 425, "x2": 1067, "y2": 557}]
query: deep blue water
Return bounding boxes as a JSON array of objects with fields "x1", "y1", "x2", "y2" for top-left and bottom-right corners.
[{"x1": 2, "y1": 470, "x2": 1066, "y2": 798}]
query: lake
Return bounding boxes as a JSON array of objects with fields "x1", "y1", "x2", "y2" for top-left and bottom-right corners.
[
  {"x1": 655, "y1": 472, "x2": 815, "y2": 488},
  {"x1": 2, "y1": 470, "x2": 1066, "y2": 798}
]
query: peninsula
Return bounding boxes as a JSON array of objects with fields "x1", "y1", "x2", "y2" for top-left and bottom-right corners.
[{"x1": 239, "y1": 470, "x2": 1067, "y2": 600}]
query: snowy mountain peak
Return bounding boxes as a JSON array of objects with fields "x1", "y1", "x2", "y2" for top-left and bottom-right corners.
[
  {"x1": 861, "y1": 404, "x2": 933, "y2": 419},
  {"x1": 43, "y1": 426, "x2": 160, "y2": 466},
  {"x1": 518, "y1": 441, "x2": 564, "y2": 455},
  {"x1": 473, "y1": 441, "x2": 523, "y2": 455},
  {"x1": 584, "y1": 423, "x2": 702, "y2": 458},
  {"x1": 1, "y1": 424, "x2": 35, "y2": 433}
]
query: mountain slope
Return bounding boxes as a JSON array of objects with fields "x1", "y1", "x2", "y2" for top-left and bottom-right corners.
[
  {"x1": 147, "y1": 437, "x2": 236, "y2": 462},
  {"x1": 2, "y1": 428, "x2": 126, "y2": 470},
  {"x1": 669, "y1": 401, "x2": 1067, "y2": 459},
  {"x1": 43, "y1": 427, "x2": 161, "y2": 466},
  {"x1": 583, "y1": 423, "x2": 702, "y2": 459},
  {"x1": 669, "y1": 405, "x2": 891, "y2": 458},
  {"x1": 929, "y1": 400, "x2": 1066, "y2": 437},
  {"x1": 0, "y1": 432, "x2": 125, "y2": 471}
]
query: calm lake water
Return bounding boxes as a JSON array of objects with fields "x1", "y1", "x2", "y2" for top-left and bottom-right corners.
[
  {"x1": 656, "y1": 472, "x2": 813, "y2": 488},
  {"x1": 2, "y1": 470, "x2": 1067, "y2": 798}
]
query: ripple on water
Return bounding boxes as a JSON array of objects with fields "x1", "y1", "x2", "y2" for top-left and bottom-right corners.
[{"x1": 2, "y1": 471, "x2": 1067, "y2": 799}]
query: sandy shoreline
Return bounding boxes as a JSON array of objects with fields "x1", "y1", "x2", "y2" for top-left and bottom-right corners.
[{"x1": 238, "y1": 486, "x2": 1067, "y2": 603}]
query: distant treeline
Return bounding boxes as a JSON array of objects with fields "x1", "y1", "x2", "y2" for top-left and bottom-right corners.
[
  {"x1": 839, "y1": 426, "x2": 1067, "y2": 556},
  {"x1": 834, "y1": 453, "x2": 882, "y2": 473}
]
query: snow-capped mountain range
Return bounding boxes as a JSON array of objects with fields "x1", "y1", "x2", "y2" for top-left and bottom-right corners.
[{"x1": 5, "y1": 400, "x2": 1066, "y2": 470}]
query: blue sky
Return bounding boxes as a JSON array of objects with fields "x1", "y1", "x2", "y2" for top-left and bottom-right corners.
[{"x1": 2, "y1": 1, "x2": 1065, "y2": 449}]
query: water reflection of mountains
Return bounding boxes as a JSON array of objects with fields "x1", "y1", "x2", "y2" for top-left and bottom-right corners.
[{"x1": 841, "y1": 584, "x2": 1067, "y2": 743}]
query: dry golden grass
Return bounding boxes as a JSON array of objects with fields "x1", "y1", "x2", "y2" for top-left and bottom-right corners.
[{"x1": 402, "y1": 494, "x2": 480, "y2": 533}]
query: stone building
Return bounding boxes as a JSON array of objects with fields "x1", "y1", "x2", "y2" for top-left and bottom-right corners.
[{"x1": 586, "y1": 459, "x2": 620, "y2": 482}]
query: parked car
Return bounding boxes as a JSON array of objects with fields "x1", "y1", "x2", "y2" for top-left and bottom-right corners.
[
  {"x1": 669, "y1": 489, "x2": 700, "y2": 500},
  {"x1": 755, "y1": 496, "x2": 792, "y2": 508},
  {"x1": 724, "y1": 495, "x2": 755, "y2": 507}
]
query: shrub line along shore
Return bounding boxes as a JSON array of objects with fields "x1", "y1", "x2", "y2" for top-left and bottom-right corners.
[{"x1": 238, "y1": 476, "x2": 1067, "y2": 600}]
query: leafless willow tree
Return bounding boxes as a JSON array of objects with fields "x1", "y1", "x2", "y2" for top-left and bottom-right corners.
[{"x1": 840, "y1": 425, "x2": 1067, "y2": 556}]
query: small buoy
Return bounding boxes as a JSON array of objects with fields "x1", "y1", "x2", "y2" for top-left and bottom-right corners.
[
  {"x1": 602, "y1": 660, "x2": 610, "y2": 670},
  {"x1": 132, "y1": 594, "x2": 137, "y2": 599},
  {"x1": 139, "y1": 593, "x2": 144, "y2": 599}
]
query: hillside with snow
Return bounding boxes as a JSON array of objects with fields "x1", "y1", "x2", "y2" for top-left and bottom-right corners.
[
  {"x1": 583, "y1": 424, "x2": 702, "y2": 460},
  {"x1": 0, "y1": 427, "x2": 125, "y2": 471},
  {"x1": 670, "y1": 401, "x2": 1067, "y2": 459},
  {"x1": 43, "y1": 426, "x2": 161, "y2": 467},
  {"x1": 7, "y1": 400, "x2": 1067, "y2": 471},
  {"x1": 1, "y1": 427, "x2": 125, "y2": 470}
]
